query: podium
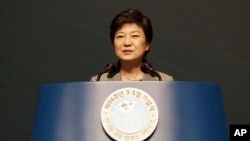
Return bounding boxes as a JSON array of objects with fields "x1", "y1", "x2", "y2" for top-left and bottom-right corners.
[{"x1": 31, "y1": 81, "x2": 229, "y2": 141}]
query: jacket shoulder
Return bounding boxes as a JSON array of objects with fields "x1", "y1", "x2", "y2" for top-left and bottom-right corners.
[
  {"x1": 157, "y1": 71, "x2": 174, "y2": 81},
  {"x1": 89, "y1": 73, "x2": 118, "y2": 81}
]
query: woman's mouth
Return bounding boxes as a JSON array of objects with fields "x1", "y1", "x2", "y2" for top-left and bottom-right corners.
[{"x1": 122, "y1": 50, "x2": 133, "y2": 54}]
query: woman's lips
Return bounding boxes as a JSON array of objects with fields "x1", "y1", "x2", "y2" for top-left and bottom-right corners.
[{"x1": 122, "y1": 50, "x2": 133, "y2": 54}]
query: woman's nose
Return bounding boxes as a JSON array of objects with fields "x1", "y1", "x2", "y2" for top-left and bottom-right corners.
[{"x1": 124, "y1": 37, "x2": 132, "y2": 47}]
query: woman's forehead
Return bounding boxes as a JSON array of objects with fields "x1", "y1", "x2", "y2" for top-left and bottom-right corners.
[{"x1": 116, "y1": 23, "x2": 144, "y2": 33}]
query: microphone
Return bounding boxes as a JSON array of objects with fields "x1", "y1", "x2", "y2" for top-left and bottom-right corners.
[
  {"x1": 141, "y1": 62, "x2": 162, "y2": 81},
  {"x1": 96, "y1": 62, "x2": 162, "y2": 81},
  {"x1": 96, "y1": 63, "x2": 117, "y2": 81}
]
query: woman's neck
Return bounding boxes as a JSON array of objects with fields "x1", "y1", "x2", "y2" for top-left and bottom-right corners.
[{"x1": 120, "y1": 61, "x2": 144, "y2": 81}]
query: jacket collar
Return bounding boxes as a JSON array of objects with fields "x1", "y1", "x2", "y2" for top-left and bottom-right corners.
[{"x1": 109, "y1": 72, "x2": 158, "y2": 81}]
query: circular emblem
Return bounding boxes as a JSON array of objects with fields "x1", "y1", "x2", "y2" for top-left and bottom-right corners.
[{"x1": 101, "y1": 88, "x2": 158, "y2": 141}]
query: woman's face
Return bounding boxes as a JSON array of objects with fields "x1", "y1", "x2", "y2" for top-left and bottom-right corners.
[{"x1": 113, "y1": 23, "x2": 149, "y2": 63}]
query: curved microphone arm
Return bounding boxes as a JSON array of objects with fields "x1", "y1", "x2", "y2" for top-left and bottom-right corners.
[
  {"x1": 96, "y1": 62, "x2": 162, "y2": 81},
  {"x1": 96, "y1": 63, "x2": 117, "y2": 81},
  {"x1": 141, "y1": 62, "x2": 162, "y2": 81}
]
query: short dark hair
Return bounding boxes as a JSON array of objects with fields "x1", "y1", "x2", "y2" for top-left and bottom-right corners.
[{"x1": 110, "y1": 9, "x2": 153, "y2": 44}]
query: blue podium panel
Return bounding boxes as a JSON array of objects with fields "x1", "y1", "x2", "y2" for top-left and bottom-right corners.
[{"x1": 31, "y1": 82, "x2": 229, "y2": 141}]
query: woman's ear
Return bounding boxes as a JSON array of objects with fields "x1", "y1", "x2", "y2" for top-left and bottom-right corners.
[{"x1": 145, "y1": 44, "x2": 150, "y2": 51}]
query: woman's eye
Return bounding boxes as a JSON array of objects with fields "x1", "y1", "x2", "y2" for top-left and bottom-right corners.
[
  {"x1": 116, "y1": 35, "x2": 123, "y2": 38},
  {"x1": 132, "y1": 35, "x2": 139, "y2": 38}
]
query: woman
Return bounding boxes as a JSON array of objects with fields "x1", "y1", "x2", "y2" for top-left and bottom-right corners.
[{"x1": 90, "y1": 9, "x2": 173, "y2": 81}]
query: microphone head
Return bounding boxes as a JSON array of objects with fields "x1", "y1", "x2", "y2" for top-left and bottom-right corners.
[
  {"x1": 104, "y1": 63, "x2": 116, "y2": 73},
  {"x1": 105, "y1": 63, "x2": 119, "y2": 78},
  {"x1": 96, "y1": 63, "x2": 117, "y2": 81},
  {"x1": 141, "y1": 62, "x2": 161, "y2": 80},
  {"x1": 141, "y1": 62, "x2": 153, "y2": 73}
]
